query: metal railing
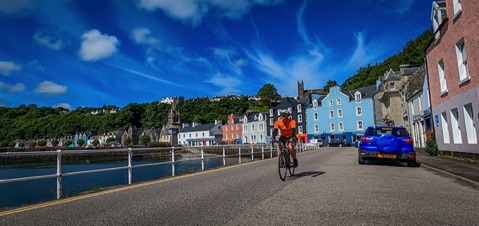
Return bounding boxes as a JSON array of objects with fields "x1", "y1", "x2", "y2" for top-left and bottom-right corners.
[{"x1": 0, "y1": 144, "x2": 312, "y2": 200}]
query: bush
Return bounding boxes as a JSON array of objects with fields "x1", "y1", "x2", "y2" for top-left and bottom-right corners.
[{"x1": 425, "y1": 129, "x2": 439, "y2": 156}]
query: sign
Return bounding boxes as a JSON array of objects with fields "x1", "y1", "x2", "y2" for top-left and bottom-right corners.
[
  {"x1": 423, "y1": 108, "x2": 432, "y2": 117},
  {"x1": 435, "y1": 114, "x2": 439, "y2": 127}
]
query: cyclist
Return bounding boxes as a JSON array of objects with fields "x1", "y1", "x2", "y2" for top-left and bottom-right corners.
[{"x1": 271, "y1": 109, "x2": 298, "y2": 167}]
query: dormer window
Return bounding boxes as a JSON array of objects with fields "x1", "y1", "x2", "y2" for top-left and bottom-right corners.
[
  {"x1": 313, "y1": 99, "x2": 318, "y2": 108},
  {"x1": 355, "y1": 91, "x2": 362, "y2": 102}
]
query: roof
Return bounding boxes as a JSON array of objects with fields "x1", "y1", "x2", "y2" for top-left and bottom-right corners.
[{"x1": 345, "y1": 85, "x2": 378, "y2": 101}]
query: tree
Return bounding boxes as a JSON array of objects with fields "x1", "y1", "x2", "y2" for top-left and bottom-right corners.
[
  {"x1": 37, "y1": 139, "x2": 47, "y2": 147},
  {"x1": 106, "y1": 137, "x2": 116, "y2": 143},
  {"x1": 51, "y1": 139, "x2": 59, "y2": 147},
  {"x1": 92, "y1": 139, "x2": 100, "y2": 147},
  {"x1": 322, "y1": 80, "x2": 339, "y2": 93},
  {"x1": 257, "y1": 84, "x2": 281, "y2": 102},
  {"x1": 124, "y1": 137, "x2": 132, "y2": 147},
  {"x1": 140, "y1": 135, "x2": 150, "y2": 146},
  {"x1": 77, "y1": 139, "x2": 85, "y2": 147},
  {"x1": 64, "y1": 140, "x2": 73, "y2": 147}
]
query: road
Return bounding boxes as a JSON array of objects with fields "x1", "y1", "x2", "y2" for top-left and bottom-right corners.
[{"x1": 1, "y1": 147, "x2": 478, "y2": 225}]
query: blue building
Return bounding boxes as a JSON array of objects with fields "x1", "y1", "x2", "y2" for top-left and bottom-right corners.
[{"x1": 306, "y1": 85, "x2": 377, "y2": 145}]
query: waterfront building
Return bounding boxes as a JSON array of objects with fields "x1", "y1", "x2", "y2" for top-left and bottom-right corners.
[
  {"x1": 426, "y1": 0, "x2": 479, "y2": 153},
  {"x1": 222, "y1": 114, "x2": 243, "y2": 144},
  {"x1": 306, "y1": 85, "x2": 376, "y2": 145},
  {"x1": 178, "y1": 120, "x2": 223, "y2": 146},
  {"x1": 242, "y1": 112, "x2": 267, "y2": 144}
]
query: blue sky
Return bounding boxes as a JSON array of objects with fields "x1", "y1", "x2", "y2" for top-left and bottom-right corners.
[{"x1": 0, "y1": 0, "x2": 434, "y2": 110}]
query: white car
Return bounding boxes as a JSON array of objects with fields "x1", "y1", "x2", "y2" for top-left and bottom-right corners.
[{"x1": 306, "y1": 139, "x2": 323, "y2": 147}]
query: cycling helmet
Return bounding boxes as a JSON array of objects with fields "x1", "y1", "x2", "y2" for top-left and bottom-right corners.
[{"x1": 279, "y1": 109, "x2": 291, "y2": 115}]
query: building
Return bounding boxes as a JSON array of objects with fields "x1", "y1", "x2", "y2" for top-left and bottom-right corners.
[
  {"x1": 267, "y1": 97, "x2": 309, "y2": 143},
  {"x1": 159, "y1": 98, "x2": 182, "y2": 145},
  {"x1": 425, "y1": 0, "x2": 479, "y2": 153},
  {"x1": 242, "y1": 112, "x2": 268, "y2": 144},
  {"x1": 306, "y1": 85, "x2": 377, "y2": 145},
  {"x1": 177, "y1": 121, "x2": 223, "y2": 146},
  {"x1": 405, "y1": 65, "x2": 433, "y2": 148},
  {"x1": 222, "y1": 114, "x2": 243, "y2": 144},
  {"x1": 373, "y1": 65, "x2": 421, "y2": 131}
]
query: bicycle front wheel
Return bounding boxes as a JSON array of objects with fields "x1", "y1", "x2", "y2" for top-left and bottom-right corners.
[
  {"x1": 278, "y1": 152, "x2": 288, "y2": 181},
  {"x1": 288, "y1": 152, "x2": 295, "y2": 176}
]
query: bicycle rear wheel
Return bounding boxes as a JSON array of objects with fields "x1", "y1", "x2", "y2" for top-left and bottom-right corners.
[
  {"x1": 278, "y1": 151, "x2": 288, "y2": 181},
  {"x1": 288, "y1": 152, "x2": 295, "y2": 176}
]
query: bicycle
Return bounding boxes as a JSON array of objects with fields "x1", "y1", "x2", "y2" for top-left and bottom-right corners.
[{"x1": 273, "y1": 137, "x2": 295, "y2": 181}]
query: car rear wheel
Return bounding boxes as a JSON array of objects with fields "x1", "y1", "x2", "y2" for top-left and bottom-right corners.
[{"x1": 358, "y1": 154, "x2": 365, "y2": 164}]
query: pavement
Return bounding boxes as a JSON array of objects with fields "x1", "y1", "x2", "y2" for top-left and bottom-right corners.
[{"x1": 415, "y1": 148, "x2": 479, "y2": 188}]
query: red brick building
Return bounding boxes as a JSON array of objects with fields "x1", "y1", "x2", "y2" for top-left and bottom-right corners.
[
  {"x1": 425, "y1": 0, "x2": 479, "y2": 153},
  {"x1": 222, "y1": 114, "x2": 243, "y2": 144}
]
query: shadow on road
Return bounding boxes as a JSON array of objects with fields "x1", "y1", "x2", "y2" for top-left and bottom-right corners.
[{"x1": 290, "y1": 171, "x2": 325, "y2": 180}]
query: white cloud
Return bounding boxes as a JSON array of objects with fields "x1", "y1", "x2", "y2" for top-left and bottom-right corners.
[
  {"x1": 136, "y1": 0, "x2": 284, "y2": 26},
  {"x1": 131, "y1": 28, "x2": 160, "y2": 45},
  {"x1": 0, "y1": 82, "x2": 25, "y2": 93},
  {"x1": 52, "y1": 103, "x2": 71, "y2": 110},
  {"x1": 0, "y1": 61, "x2": 21, "y2": 76},
  {"x1": 0, "y1": 0, "x2": 33, "y2": 14},
  {"x1": 34, "y1": 81, "x2": 67, "y2": 95},
  {"x1": 206, "y1": 73, "x2": 242, "y2": 95},
  {"x1": 33, "y1": 30, "x2": 64, "y2": 50},
  {"x1": 79, "y1": 29, "x2": 120, "y2": 62}
]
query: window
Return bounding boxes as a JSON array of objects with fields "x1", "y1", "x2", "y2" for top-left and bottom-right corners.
[
  {"x1": 270, "y1": 118, "x2": 273, "y2": 125},
  {"x1": 298, "y1": 126, "x2": 303, "y2": 134},
  {"x1": 456, "y1": 39, "x2": 469, "y2": 83},
  {"x1": 314, "y1": 124, "x2": 319, "y2": 133},
  {"x1": 225, "y1": 126, "x2": 228, "y2": 131},
  {"x1": 338, "y1": 122, "x2": 344, "y2": 131},
  {"x1": 438, "y1": 59, "x2": 448, "y2": 94},
  {"x1": 337, "y1": 98, "x2": 341, "y2": 106},
  {"x1": 269, "y1": 109, "x2": 273, "y2": 116},
  {"x1": 297, "y1": 104, "x2": 302, "y2": 113},
  {"x1": 314, "y1": 112, "x2": 318, "y2": 121},
  {"x1": 298, "y1": 114, "x2": 303, "y2": 123},
  {"x1": 463, "y1": 104, "x2": 477, "y2": 144},
  {"x1": 259, "y1": 123, "x2": 264, "y2": 131},
  {"x1": 355, "y1": 91, "x2": 361, "y2": 102},
  {"x1": 356, "y1": 107, "x2": 362, "y2": 116},
  {"x1": 330, "y1": 123, "x2": 335, "y2": 132},
  {"x1": 450, "y1": 109, "x2": 462, "y2": 144},
  {"x1": 329, "y1": 100, "x2": 333, "y2": 107},
  {"x1": 244, "y1": 125, "x2": 248, "y2": 132},
  {"x1": 453, "y1": 0, "x2": 462, "y2": 16},
  {"x1": 236, "y1": 124, "x2": 238, "y2": 130},
  {"x1": 441, "y1": 112, "x2": 451, "y2": 144},
  {"x1": 329, "y1": 110, "x2": 334, "y2": 119},
  {"x1": 357, "y1": 121, "x2": 363, "y2": 130},
  {"x1": 338, "y1": 109, "x2": 343, "y2": 118},
  {"x1": 252, "y1": 124, "x2": 255, "y2": 132},
  {"x1": 389, "y1": 82, "x2": 395, "y2": 91}
]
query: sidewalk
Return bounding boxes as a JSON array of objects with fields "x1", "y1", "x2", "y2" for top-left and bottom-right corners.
[{"x1": 416, "y1": 148, "x2": 479, "y2": 188}]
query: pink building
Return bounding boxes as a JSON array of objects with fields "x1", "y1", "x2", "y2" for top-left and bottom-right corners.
[{"x1": 425, "y1": 0, "x2": 479, "y2": 153}]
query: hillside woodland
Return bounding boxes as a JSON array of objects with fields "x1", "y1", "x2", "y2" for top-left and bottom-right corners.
[{"x1": 0, "y1": 29, "x2": 433, "y2": 146}]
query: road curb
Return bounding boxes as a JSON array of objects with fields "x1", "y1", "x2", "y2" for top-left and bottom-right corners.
[{"x1": 420, "y1": 163, "x2": 479, "y2": 189}]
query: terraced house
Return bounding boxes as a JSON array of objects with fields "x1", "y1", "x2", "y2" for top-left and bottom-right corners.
[
  {"x1": 426, "y1": 0, "x2": 479, "y2": 154},
  {"x1": 306, "y1": 85, "x2": 377, "y2": 146}
]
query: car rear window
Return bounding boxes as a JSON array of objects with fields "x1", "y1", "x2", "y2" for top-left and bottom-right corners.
[{"x1": 365, "y1": 127, "x2": 409, "y2": 137}]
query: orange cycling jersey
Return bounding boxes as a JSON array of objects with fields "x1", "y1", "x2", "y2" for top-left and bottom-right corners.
[{"x1": 274, "y1": 118, "x2": 296, "y2": 137}]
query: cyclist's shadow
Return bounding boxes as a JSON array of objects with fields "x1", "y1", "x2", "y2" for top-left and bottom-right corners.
[{"x1": 288, "y1": 171, "x2": 325, "y2": 180}]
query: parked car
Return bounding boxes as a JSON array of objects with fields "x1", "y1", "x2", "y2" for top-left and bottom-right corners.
[
  {"x1": 306, "y1": 139, "x2": 323, "y2": 147},
  {"x1": 358, "y1": 126, "x2": 416, "y2": 167},
  {"x1": 327, "y1": 140, "x2": 352, "y2": 147}
]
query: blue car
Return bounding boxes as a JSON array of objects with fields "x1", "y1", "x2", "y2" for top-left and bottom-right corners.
[{"x1": 358, "y1": 126, "x2": 416, "y2": 167}]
